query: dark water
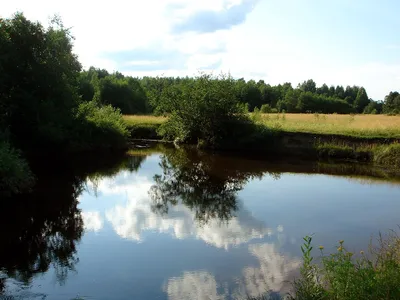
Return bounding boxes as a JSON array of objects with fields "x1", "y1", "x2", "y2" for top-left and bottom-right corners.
[{"x1": 1, "y1": 145, "x2": 400, "y2": 300}]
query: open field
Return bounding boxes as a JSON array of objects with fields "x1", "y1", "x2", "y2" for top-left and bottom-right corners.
[
  {"x1": 259, "y1": 113, "x2": 400, "y2": 138},
  {"x1": 123, "y1": 114, "x2": 400, "y2": 139},
  {"x1": 123, "y1": 115, "x2": 166, "y2": 126}
]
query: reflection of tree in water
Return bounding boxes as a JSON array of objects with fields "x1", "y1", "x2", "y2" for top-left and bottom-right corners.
[
  {"x1": 149, "y1": 148, "x2": 268, "y2": 224},
  {"x1": 0, "y1": 174, "x2": 84, "y2": 289},
  {"x1": 0, "y1": 151, "x2": 145, "y2": 295}
]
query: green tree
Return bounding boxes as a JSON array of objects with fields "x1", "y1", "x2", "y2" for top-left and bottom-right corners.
[
  {"x1": 316, "y1": 83, "x2": 329, "y2": 96},
  {"x1": 335, "y1": 85, "x2": 345, "y2": 99},
  {"x1": 363, "y1": 101, "x2": 380, "y2": 114},
  {"x1": 0, "y1": 13, "x2": 82, "y2": 148},
  {"x1": 354, "y1": 87, "x2": 370, "y2": 113},
  {"x1": 157, "y1": 73, "x2": 251, "y2": 148},
  {"x1": 0, "y1": 13, "x2": 128, "y2": 195},
  {"x1": 383, "y1": 91, "x2": 400, "y2": 114},
  {"x1": 298, "y1": 79, "x2": 317, "y2": 93},
  {"x1": 98, "y1": 75, "x2": 148, "y2": 114}
]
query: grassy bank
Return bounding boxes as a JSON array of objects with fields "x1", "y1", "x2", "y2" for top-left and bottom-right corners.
[
  {"x1": 292, "y1": 233, "x2": 400, "y2": 300},
  {"x1": 123, "y1": 114, "x2": 400, "y2": 140},
  {"x1": 123, "y1": 114, "x2": 400, "y2": 167},
  {"x1": 123, "y1": 115, "x2": 165, "y2": 139}
]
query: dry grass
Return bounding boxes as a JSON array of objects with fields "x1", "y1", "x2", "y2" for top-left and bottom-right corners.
[
  {"x1": 123, "y1": 114, "x2": 400, "y2": 139},
  {"x1": 259, "y1": 113, "x2": 400, "y2": 138},
  {"x1": 123, "y1": 115, "x2": 166, "y2": 126}
]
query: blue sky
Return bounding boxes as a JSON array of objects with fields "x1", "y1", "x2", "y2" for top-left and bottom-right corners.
[{"x1": 3, "y1": 0, "x2": 400, "y2": 99}]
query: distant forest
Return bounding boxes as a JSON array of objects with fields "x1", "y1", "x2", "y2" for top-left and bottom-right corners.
[{"x1": 79, "y1": 67, "x2": 400, "y2": 115}]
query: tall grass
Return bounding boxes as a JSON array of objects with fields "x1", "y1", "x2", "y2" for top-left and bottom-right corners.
[
  {"x1": 290, "y1": 233, "x2": 400, "y2": 300},
  {"x1": 315, "y1": 142, "x2": 400, "y2": 167},
  {"x1": 249, "y1": 232, "x2": 400, "y2": 300},
  {"x1": 260, "y1": 114, "x2": 400, "y2": 138}
]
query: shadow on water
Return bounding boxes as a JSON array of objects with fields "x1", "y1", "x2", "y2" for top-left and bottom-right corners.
[{"x1": 1, "y1": 144, "x2": 399, "y2": 298}]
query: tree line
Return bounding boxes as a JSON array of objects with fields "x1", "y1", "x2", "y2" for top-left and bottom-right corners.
[{"x1": 78, "y1": 69, "x2": 399, "y2": 115}]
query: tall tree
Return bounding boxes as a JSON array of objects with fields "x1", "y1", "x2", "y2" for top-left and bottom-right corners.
[
  {"x1": 298, "y1": 79, "x2": 317, "y2": 93},
  {"x1": 383, "y1": 91, "x2": 400, "y2": 113},
  {"x1": 354, "y1": 87, "x2": 370, "y2": 113}
]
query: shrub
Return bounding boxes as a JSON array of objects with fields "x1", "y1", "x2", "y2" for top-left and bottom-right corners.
[
  {"x1": 260, "y1": 104, "x2": 272, "y2": 113},
  {"x1": 157, "y1": 73, "x2": 250, "y2": 148},
  {"x1": 0, "y1": 141, "x2": 34, "y2": 196},
  {"x1": 72, "y1": 101, "x2": 129, "y2": 151}
]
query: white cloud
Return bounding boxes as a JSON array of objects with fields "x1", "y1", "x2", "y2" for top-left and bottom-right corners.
[
  {"x1": 3, "y1": 0, "x2": 397, "y2": 99},
  {"x1": 84, "y1": 172, "x2": 273, "y2": 249},
  {"x1": 164, "y1": 243, "x2": 301, "y2": 299},
  {"x1": 166, "y1": 271, "x2": 227, "y2": 300},
  {"x1": 82, "y1": 211, "x2": 103, "y2": 232},
  {"x1": 240, "y1": 243, "x2": 301, "y2": 296}
]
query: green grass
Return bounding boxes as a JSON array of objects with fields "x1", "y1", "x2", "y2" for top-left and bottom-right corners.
[{"x1": 374, "y1": 143, "x2": 400, "y2": 167}]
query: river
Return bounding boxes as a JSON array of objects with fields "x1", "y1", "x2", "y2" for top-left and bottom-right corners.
[{"x1": 1, "y1": 143, "x2": 400, "y2": 299}]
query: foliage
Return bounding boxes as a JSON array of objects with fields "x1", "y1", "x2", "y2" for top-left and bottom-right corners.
[{"x1": 0, "y1": 141, "x2": 34, "y2": 196}]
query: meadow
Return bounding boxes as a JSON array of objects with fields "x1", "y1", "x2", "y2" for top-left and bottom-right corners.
[{"x1": 123, "y1": 113, "x2": 400, "y2": 139}]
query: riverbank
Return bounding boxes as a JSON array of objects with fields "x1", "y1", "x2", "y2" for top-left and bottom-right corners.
[{"x1": 123, "y1": 114, "x2": 400, "y2": 168}]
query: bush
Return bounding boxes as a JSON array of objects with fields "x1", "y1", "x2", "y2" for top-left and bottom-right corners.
[
  {"x1": 316, "y1": 143, "x2": 371, "y2": 161},
  {"x1": 157, "y1": 73, "x2": 250, "y2": 148},
  {"x1": 260, "y1": 104, "x2": 272, "y2": 113},
  {"x1": 72, "y1": 101, "x2": 129, "y2": 151},
  {"x1": 271, "y1": 108, "x2": 279, "y2": 113},
  {"x1": 0, "y1": 141, "x2": 34, "y2": 196}
]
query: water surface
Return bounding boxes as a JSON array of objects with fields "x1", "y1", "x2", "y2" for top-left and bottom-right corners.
[{"x1": 1, "y1": 145, "x2": 400, "y2": 299}]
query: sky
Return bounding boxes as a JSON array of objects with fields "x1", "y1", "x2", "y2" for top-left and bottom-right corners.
[{"x1": 3, "y1": 0, "x2": 400, "y2": 100}]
